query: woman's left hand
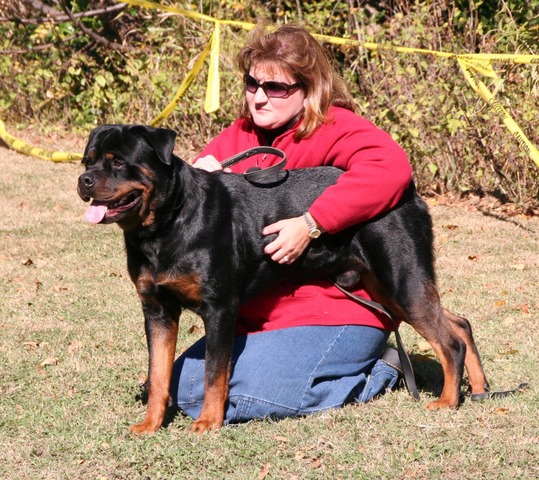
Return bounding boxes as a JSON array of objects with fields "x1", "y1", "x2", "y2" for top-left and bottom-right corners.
[{"x1": 263, "y1": 216, "x2": 311, "y2": 264}]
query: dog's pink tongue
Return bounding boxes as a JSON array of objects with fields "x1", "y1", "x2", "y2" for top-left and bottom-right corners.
[{"x1": 85, "y1": 201, "x2": 108, "y2": 224}]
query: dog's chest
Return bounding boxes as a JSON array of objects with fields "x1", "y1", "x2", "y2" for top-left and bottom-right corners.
[
  {"x1": 134, "y1": 266, "x2": 203, "y2": 308},
  {"x1": 128, "y1": 239, "x2": 203, "y2": 308}
]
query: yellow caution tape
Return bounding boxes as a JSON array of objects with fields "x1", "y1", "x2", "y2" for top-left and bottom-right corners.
[
  {"x1": 149, "y1": 31, "x2": 214, "y2": 126},
  {"x1": 0, "y1": 119, "x2": 82, "y2": 162},
  {"x1": 204, "y1": 22, "x2": 221, "y2": 114},
  {"x1": 313, "y1": 32, "x2": 539, "y2": 65},
  {"x1": 458, "y1": 58, "x2": 539, "y2": 168},
  {"x1": 2, "y1": 1, "x2": 538, "y2": 168},
  {"x1": 120, "y1": 0, "x2": 255, "y2": 30}
]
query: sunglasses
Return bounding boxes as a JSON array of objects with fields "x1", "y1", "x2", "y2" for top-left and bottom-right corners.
[{"x1": 243, "y1": 74, "x2": 301, "y2": 98}]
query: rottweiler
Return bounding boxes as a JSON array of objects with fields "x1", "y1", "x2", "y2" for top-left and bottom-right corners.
[{"x1": 77, "y1": 124, "x2": 489, "y2": 435}]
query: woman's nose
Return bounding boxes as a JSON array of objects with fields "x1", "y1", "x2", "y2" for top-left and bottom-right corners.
[{"x1": 253, "y1": 86, "x2": 269, "y2": 102}]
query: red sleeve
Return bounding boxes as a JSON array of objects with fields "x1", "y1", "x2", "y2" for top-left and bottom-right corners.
[{"x1": 306, "y1": 109, "x2": 412, "y2": 233}]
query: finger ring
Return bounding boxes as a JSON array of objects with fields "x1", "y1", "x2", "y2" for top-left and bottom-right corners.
[{"x1": 283, "y1": 255, "x2": 290, "y2": 263}]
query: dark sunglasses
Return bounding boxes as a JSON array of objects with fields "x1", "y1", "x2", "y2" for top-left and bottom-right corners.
[{"x1": 243, "y1": 74, "x2": 301, "y2": 98}]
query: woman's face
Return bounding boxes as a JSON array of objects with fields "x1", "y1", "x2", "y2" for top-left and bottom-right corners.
[{"x1": 246, "y1": 63, "x2": 306, "y2": 130}]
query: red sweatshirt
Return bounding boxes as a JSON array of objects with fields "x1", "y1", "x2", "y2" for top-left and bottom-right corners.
[{"x1": 195, "y1": 106, "x2": 413, "y2": 334}]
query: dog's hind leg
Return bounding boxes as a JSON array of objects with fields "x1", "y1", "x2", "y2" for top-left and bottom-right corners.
[
  {"x1": 444, "y1": 308, "x2": 489, "y2": 395},
  {"x1": 409, "y1": 301, "x2": 466, "y2": 410},
  {"x1": 360, "y1": 271, "x2": 466, "y2": 409}
]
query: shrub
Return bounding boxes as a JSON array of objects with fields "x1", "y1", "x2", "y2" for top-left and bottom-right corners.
[{"x1": 0, "y1": 0, "x2": 537, "y2": 204}]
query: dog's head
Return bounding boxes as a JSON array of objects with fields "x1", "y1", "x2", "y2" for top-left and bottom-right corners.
[{"x1": 77, "y1": 125, "x2": 177, "y2": 231}]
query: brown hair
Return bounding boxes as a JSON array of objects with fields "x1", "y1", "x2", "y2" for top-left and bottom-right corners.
[{"x1": 236, "y1": 24, "x2": 356, "y2": 140}]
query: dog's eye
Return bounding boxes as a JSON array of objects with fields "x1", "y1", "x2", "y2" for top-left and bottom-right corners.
[{"x1": 111, "y1": 159, "x2": 125, "y2": 170}]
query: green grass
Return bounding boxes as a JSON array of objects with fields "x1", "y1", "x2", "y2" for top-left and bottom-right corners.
[{"x1": 1, "y1": 133, "x2": 538, "y2": 479}]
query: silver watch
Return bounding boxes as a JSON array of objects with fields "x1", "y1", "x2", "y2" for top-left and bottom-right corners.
[{"x1": 303, "y1": 212, "x2": 322, "y2": 239}]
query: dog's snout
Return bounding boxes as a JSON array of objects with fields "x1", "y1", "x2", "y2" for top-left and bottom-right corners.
[{"x1": 79, "y1": 172, "x2": 96, "y2": 189}]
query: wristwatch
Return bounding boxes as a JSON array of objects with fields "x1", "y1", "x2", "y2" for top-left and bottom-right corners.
[{"x1": 303, "y1": 212, "x2": 322, "y2": 239}]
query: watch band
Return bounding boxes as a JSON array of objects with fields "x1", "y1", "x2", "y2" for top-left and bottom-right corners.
[
  {"x1": 303, "y1": 212, "x2": 322, "y2": 238},
  {"x1": 303, "y1": 212, "x2": 315, "y2": 230}
]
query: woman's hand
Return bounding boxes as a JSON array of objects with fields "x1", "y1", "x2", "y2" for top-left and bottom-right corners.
[
  {"x1": 192, "y1": 155, "x2": 232, "y2": 172},
  {"x1": 263, "y1": 216, "x2": 312, "y2": 264}
]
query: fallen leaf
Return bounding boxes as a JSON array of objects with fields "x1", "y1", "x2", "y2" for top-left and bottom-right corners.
[
  {"x1": 497, "y1": 348, "x2": 519, "y2": 358},
  {"x1": 468, "y1": 255, "x2": 479, "y2": 262},
  {"x1": 23, "y1": 341, "x2": 40, "y2": 350},
  {"x1": 494, "y1": 299, "x2": 506, "y2": 308},
  {"x1": 514, "y1": 304, "x2": 530, "y2": 314},
  {"x1": 40, "y1": 357, "x2": 58, "y2": 368},
  {"x1": 258, "y1": 463, "x2": 271, "y2": 480}
]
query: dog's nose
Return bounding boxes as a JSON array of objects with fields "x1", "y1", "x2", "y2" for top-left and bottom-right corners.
[{"x1": 78, "y1": 172, "x2": 96, "y2": 189}]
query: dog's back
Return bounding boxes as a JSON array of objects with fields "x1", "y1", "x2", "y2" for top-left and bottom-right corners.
[{"x1": 214, "y1": 167, "x2": 433, "y2": 305}]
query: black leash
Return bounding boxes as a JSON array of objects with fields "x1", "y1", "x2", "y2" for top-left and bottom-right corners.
[
  {"x1": 330, "y1": 281, "x2": 421, "y2": 401},
  {"x1": 222, "y1": 147, "x2": 528, "y2": 404},
  {"x1": 221, "y1": 147, "x2": 419, "y2": 399},
  {"x1": 221, "y1": 146, "x2": 287, "y2": 184},
  {"x1": 332, "y1": 282, "x2": 530, "y2": 403},
  {"x1": 466, "y1": 383, "x2": 529, "y2": 401}
]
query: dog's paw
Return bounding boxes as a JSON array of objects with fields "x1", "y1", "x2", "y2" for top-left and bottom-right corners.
[
  {"x1": 189, "y1": 418, "x2": 222, "y2": 435},
  {"x1": 129, "y1": 421, "x2": 160, "y2": 436},
  {"x1": 426, "y1": 398, "x2": 458, "y2": 410}
]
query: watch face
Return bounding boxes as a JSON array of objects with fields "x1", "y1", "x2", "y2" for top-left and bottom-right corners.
[{"x1": 309, "y1": 228, "x2": 321, "y2": 239}]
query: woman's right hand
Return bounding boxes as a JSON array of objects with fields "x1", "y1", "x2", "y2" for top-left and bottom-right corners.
[{"x1": 192, "y1": 155, "x2": 231, "y2": 172}]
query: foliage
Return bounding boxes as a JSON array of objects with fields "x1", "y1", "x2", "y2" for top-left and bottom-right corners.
[{"x1": 0, "y1": 0, "x2": 538, "y2": 204}]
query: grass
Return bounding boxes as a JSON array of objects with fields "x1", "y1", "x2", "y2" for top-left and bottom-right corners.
[{"x1": 1, "y1": 129, "x2": 538, "y2": 479}]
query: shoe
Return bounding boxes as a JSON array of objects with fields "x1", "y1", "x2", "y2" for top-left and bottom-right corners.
[{"x1": 380, "y1": 347, "x2": 403, "y2": 375}]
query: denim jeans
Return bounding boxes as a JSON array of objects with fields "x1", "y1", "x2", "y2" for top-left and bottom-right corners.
[{"x1": 170, "y1": 325, "x2": 398, "y2": 424}]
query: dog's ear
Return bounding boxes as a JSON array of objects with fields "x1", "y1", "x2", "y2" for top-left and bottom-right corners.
[{"x1": 129, "y1": 125, "x2": 177, "y2": 165}]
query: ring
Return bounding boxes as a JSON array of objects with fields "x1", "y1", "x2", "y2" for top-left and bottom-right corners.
[{"x1": 283, "y1": 255, "x2": 290, "y2": 263}]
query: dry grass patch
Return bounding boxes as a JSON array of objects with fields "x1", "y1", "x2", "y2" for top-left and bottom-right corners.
[{"x1": 1, "y1": 131, "x2": 538, "y2": 479}]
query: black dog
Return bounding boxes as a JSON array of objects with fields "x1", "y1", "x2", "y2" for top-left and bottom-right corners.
[{"x1": 77, "y1": 125, "x2": 488, "y2": 434}]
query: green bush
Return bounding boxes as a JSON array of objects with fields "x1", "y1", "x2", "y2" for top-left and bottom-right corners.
[{"x1": 0, "y1": 0, "x2": 538, "y2": 204}]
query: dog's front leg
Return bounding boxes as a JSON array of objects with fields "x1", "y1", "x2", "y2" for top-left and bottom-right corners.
[
  {"x1": 130, "y1": 308, "x2": 179, "y2": 435},
  {"x1": 190, "y1": 308, "x2": 235, "y2": 434}
]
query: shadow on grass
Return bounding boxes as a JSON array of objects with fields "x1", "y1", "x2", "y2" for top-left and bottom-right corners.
[
  {"x1": 411, "y1": 353, "x2": 445, "y2": 398},
  {"x1": 134, "y1": 384, "x2": 188, "y2": 430}
]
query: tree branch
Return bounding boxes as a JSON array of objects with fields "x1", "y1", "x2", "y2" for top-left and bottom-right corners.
[
  {"x1": 1, "y1": 2, "x2": 127, "y2": 25},
  {"x1": 60, "y1": 2, "x2": 126, "y2": 53}
]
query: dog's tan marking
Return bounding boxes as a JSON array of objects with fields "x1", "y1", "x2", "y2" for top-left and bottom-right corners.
[
  {"x1": 157, "y1": 273, "x2": 203, "y2": 305},
  {"x1": 130, "y1": 319, "x2": 179, "y2": 435},
  {"x1": 190, "y1": 367, "x2": 229, "y2": 434}
]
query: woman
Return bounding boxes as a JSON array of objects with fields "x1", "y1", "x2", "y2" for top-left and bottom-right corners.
[{"x1": 170, "y1": 24, "x2": 413, "y2": 424}]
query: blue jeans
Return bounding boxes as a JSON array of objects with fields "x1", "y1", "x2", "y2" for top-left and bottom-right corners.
[{"x1": 170, "y1": 325, "x2": 398, "y2": 424}]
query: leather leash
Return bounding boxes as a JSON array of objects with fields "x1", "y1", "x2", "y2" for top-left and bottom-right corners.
[
  {"x1": 330, "y1": 281, "x2": 421, "y2": 401},
  {"x1": 332, "y1": 281, "x2": 529, "y2": 403},
  {"x1": 466, "y1": 383, "x2": 529, "y2": 401},
  {"x1": 221, "y1": 147, "x2": 419, "y2": 399},
  {"x1": 221, "y1": 148, "x2": 528, "y2": 403},
  {"x1": 221, "y1": 146, "x2": 287, "y2": 184}
]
